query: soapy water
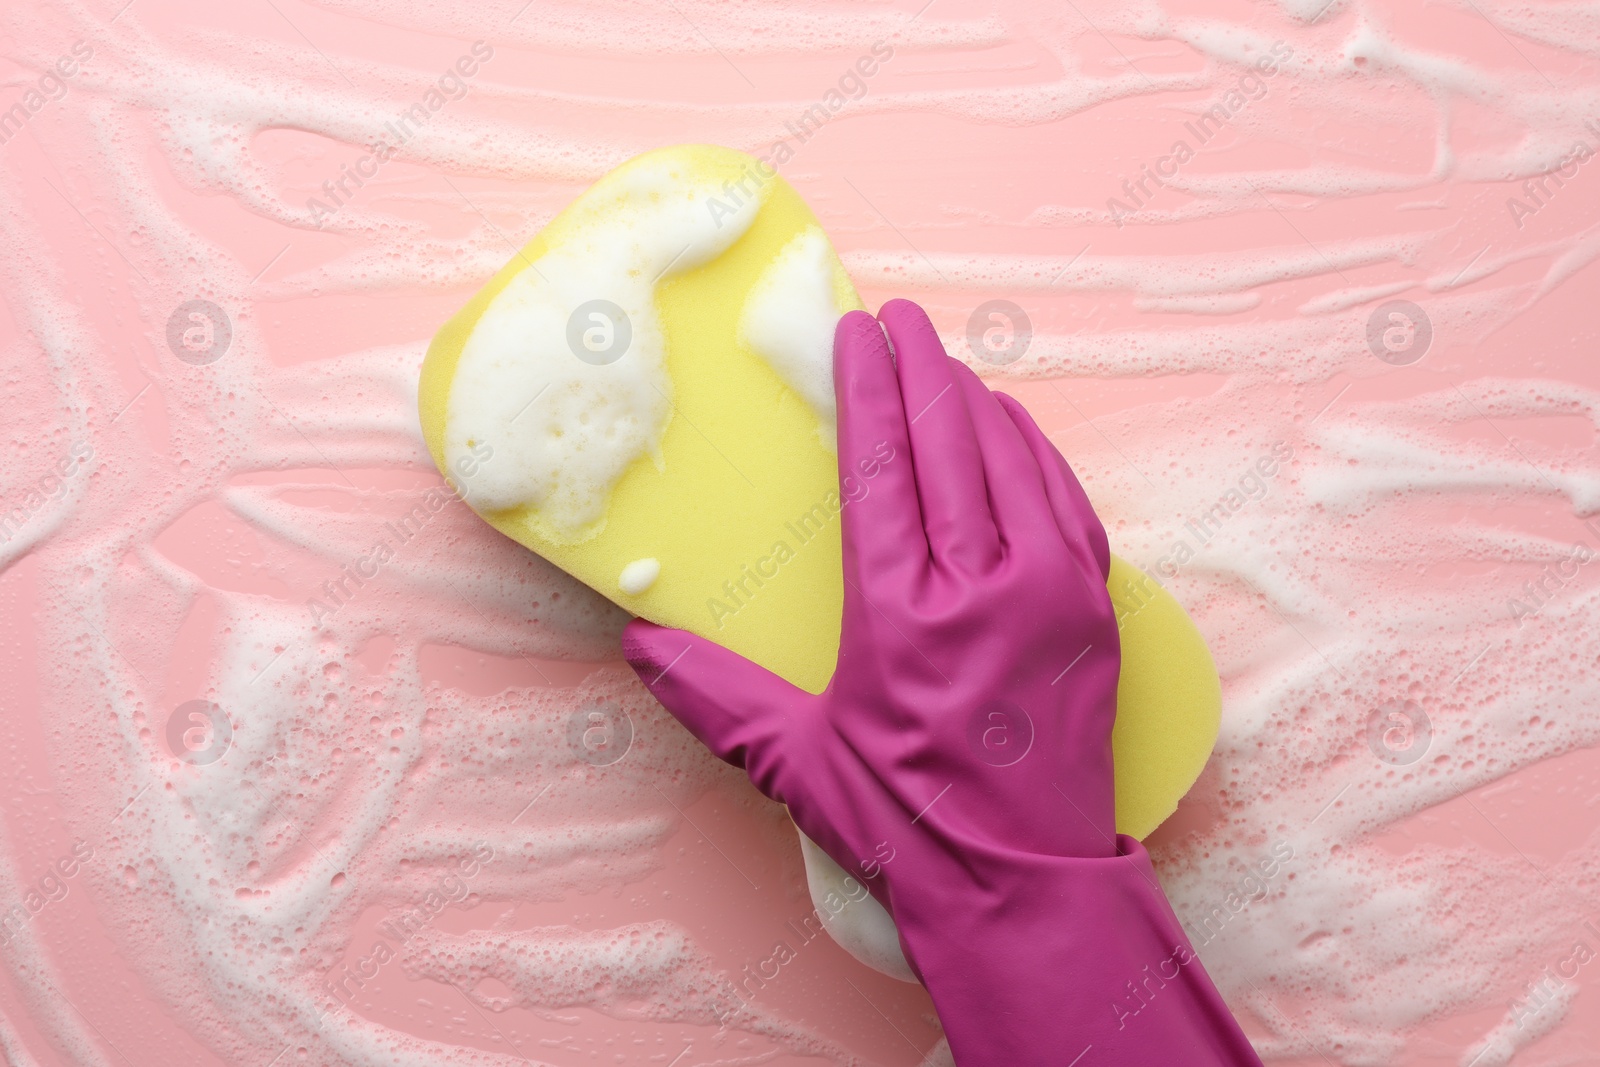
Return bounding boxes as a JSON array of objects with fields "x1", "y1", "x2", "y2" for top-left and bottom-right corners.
[{"x1": 2, "y1": 0, "x2": 1600, "y2": 1064}]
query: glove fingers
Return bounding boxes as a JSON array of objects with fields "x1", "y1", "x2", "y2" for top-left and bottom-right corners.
[
  {"x1": 995, "y1": 392, "x2": 1112, "y2": 581},
  {"x1": 877, "y1": 299, "x2": 1002, "y2": 576},
  {"x1": 947, "y1": 365, "x2": 1059, "y2": 559},
  {"x1": 833, "y1": 310, "x2": 928, "y2": 599},
  {"x1": 621, "y1": 618, "x2": 809, "y2": 802}
]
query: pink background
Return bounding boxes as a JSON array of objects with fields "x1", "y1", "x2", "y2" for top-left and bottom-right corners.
[{"x1": 2, "y1": 0, "x2": 1600, "y2": 1064}]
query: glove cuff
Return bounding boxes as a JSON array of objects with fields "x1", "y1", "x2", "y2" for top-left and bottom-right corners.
[{"x1": 889, "y1": 836, "x2": 1264, "y2": 1067}]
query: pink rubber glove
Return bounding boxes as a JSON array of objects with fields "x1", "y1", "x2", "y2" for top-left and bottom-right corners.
[{"x1": 623, "y1": 300, "x2": 1262, "y2": 1066}]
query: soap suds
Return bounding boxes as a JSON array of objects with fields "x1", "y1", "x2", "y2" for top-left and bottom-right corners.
[
  {"x1": 798, "y1": 834, "x2": 916, "y2": 984},
  {"x1": 739, "y1": 226, "x2": 850, "y2": 449},
  {"x1": 443, "y1": 158, "x2": 763, "y2": 530},
  {"x1": 4, "y1": 0, "x2": 1600, "y2": 1062},
  {"x1": 618, "y1": 557, "x2": 660, "y2": 595}
]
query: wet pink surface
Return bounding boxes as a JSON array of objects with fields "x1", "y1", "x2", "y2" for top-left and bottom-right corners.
[{"x1": 3, "y1": 0, "x2": 1600, "y2": 1065}]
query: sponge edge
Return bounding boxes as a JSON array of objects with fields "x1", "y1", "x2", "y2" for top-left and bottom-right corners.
[
  {"x1": 1107, "y1": 556, "x2": 1222, "y2": 837},
  {"x1": 417, "y1": 143, "x2": 1221, "y2": 840}
]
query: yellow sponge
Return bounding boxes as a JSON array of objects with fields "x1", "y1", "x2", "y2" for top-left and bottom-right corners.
[{"x1": 418, "y1": 145, "x2": 1219, "y2": 839}]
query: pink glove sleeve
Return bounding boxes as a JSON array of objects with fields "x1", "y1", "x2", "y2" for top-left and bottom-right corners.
[{"x1": 622, "y1": 300, "x2": 1262, "y2": 1066}]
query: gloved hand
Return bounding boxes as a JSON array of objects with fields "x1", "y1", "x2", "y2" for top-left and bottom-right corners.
[{"x1": 623, "y1": 299, "x2": 1263, "y2": 1066}]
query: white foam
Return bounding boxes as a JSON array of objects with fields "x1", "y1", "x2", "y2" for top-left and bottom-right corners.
[
  {"x1": 739, "y1": 226, "x2": 848, "y2": 449},
  {"x1": 8, "y1": 0, "x2": 1600, "y2": 1060},
  {"x1": 798, "y1": 834, "x2": 915, "y2": 983},
  {"x1": 618, "y1": 557, "x2": 660, "y2": 595},
  {"x1": 442, "y1": 157, "x2": 763, "y2": 530}
]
